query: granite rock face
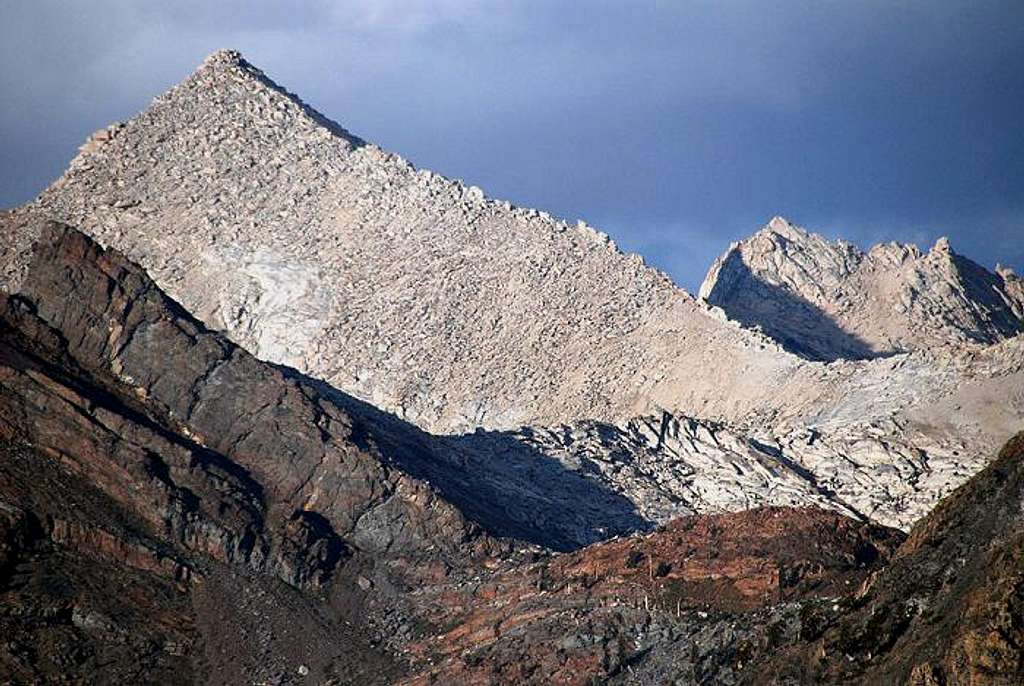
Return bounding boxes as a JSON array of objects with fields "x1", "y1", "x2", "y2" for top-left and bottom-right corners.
[
  {"x1": 0, "y1": 223, "x2": 933, "y2": 558},
  {"x1": 15, "y1": 50, "x2": 798, "y2": 433},
  {"x1": 700, "y1": 216, "x2": 1024, "y2": 361},
  {"x1": 483, "y1": 411, "x2": 982, "y2": 534},
  {"x1": 16, "y1": 49, "x2": 1020, "y2": 453}
]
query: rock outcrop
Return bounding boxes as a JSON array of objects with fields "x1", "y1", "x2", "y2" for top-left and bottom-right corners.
[
  {"x1": 0, "y1": 220, "x2": 952, "y2": 561},
  {"x1": 700, "y1": 216, "x2": 1024, "y2": 361},
  {"x1": 403, "y1": 507, "x2": 904, "y2": 685},
  {"x1": 0, "y1": 223, "x2": 492, "y2": 683},
  {"x1": 1, "y1": 222, "x2": 502, "y2": 570},
  {"x1": 754, "y1": 432, "x2": 1024, "y2": 685},
  {"x1": 462, "y1": 431, "x2": 1024, "y2": 685},
  {"x1": 0, "y1": 219, "x2": 904, "y2": 684},
  {"x1": 482, "y1": 411, "x2": 980, "y2": 533}
]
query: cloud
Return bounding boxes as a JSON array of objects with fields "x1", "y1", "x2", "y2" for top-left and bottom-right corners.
[{"x1": 325, "y1": 0, "x2": 493, "y2": 34}]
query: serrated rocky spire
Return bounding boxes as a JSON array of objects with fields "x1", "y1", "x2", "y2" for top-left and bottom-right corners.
[{"x1": 700, "y1": 218, "x2": 1024, "y2": 359}]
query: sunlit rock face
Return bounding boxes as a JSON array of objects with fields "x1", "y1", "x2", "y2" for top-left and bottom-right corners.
[{"x1": 700, "y1": 216, "x2": 1024, "y2": 361}]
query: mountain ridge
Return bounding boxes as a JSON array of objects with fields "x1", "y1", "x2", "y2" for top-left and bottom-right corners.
[
  {"x1": 8, "y1": 50, "x2": 1016, "y2": 444},
  {"x1": 12, "y1": 49, "x2": 814, "y2": 434},
  {"x1": 5, "y1": 50, "x2": 1023, "y2": 537},
  {"x1": 700, "y1": 216, "x2": 1024, "y2": 360}
]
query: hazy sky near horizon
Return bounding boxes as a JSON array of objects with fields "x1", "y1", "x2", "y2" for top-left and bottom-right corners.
[{"x1": 2, "y1": 1, "x2": 1022, "y2": 291}]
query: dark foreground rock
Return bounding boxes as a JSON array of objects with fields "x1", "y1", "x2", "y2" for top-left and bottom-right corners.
[
  {"x1": 0, "y1": 222, "x2": 1020, "y2": 684},
  {"x1": 401, "y1": 507, "x2": 902, "y2": 685},
  {"x1": 0, "y1": 222, "x2": 506, "y2": 683}
]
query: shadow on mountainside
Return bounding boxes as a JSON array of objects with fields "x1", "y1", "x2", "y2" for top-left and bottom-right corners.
[
  {"x1": 283, "y1": 370, "x2": 653, "y2": 553},
  {"x1": 12, "y1": 218, "x2": 646, "y2": 557},
  {"x1": 951, "y1": 252, "x2": 1024, "y2": 341},
  {"x1": 706, "y1": 250, "x2": 884, "y2": 362}
]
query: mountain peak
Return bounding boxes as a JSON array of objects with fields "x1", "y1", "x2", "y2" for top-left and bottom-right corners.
[
  {"x1": 766, "y1": 215, "x2": 796, "y2": 232},
  {"x1": 760, "y1": 215, "x2": 807, "y2": 242},
  {"x1": 701, "y1": 221, "x2": 1024, "y2": 359},
  {"x1": 931, "y1": 235, "x2": 954, "y2": 256},
  {"x1": 165, "y1": 49, "x2": 364, "y2": 147},
  {"x1": 32, "y1": 50, "x2": 805, "y2": 434},
  {"x1": 192, "y1": 48, "x2": 266, "y2": 86},
  {"x1": 200, "y1": 48, "x2": 247, "y2": 70}
]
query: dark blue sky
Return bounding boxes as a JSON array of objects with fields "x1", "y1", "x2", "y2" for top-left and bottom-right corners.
[{"x1": 2, "y1": 1, "x2": 1022, "y2": 291}]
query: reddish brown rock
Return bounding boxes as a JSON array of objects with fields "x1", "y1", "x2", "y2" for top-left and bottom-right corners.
[
  {"x1": 754, "y1": 433, "x2": 1024, "y2": 685},
  {"x1": 0, "y1": 222, "x2": 507, "y2": 682},
  {"x1": 402, "y1": 507, "x2": 902, "y2": 685}
]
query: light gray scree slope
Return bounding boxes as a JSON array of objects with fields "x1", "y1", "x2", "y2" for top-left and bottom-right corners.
[
  {"x1": 19, "y1": 49, "x2": 809, "y2": 432},
  {"x1": 7, "y1": 50, "x2": 1024, "y2": 532}
]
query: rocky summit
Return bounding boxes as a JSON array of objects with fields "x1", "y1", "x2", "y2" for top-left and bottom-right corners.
[
  {"x1": 1, "y1": 49, "x2": 1023, "y2": 685},
  {"x1": 12, "y1": 49, "x2": 785, "y2": 433},
  {"x1": 9, "y1": 50, "x2": 1016, "y2": 444},
  {"x1": 700, "y1": 216, "x2": 1024, "y2": 361}
]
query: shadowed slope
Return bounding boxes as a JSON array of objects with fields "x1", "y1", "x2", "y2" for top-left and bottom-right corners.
[
  {"x1": 6, "y1": 220, "x2": 659, "y2": 554},
  {"x1": 701, "y1": 247, "x2": 879, "y2": 361},
  {"x1": 0, "y1": 219, "x2": 910, "y2": 684}
]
